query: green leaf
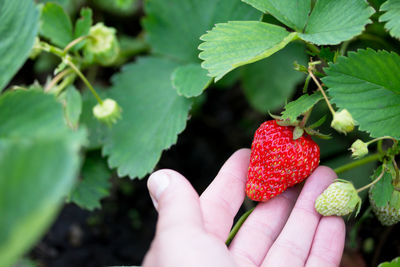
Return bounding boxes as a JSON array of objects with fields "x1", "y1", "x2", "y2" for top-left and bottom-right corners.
[
  {"x1": 379, "y1": 0, "x2": 400, "y2": 39},
  {"x1": 370, "y1": 166, "x2": 394, "y2": 208},
  {"x1": 171, "y1": 64, "x2": 212, "y2": 98},
  {"x1": 73, "y1": 7, "x2": 92, "y2": 50},
  {"x1": 0, "y1": 0, "x2": 39, "y2": 91},
  {"x1": 39, "y1": 2, "x2": 73, "y2": 48},
  {"x1": 281, "y1": 91, "x2": 324, "y2": 123},
  {"x1": 103, "y1": 57, "x2": 192, "y2": 178},
  {"x1": 0, "y1": 90, "x2": 70, "y2": 138},
  {"x1": 142, "y1": 0, "x2": 260, "y2": 63},
  {"x1": 59, "y1": 86, "x2": 82, "y2": 129},
  {"x1": 323, "y1": 49, "x2": 400, "y2": 139},
  {"x1": 378, "y1": 257, "x2": 400, "y2": 267},
  {"x1": 69, "y1": 155, "x2": 111, "y2": 211},
  {"x1": 199, "y1": 21, "x2": 297, "y2": 81},
  {"x1": 0, "y1": 89, "x2": 85, "y2": 266},
  {"x1": 299, "y1": 0, "x2": 374, "y2": 45},
  {"x1": 241, "y1": 0, "x2": 311, "y2": 31},
  {"x1": 241, "y1": 42, "x2": 307, "y2": 113}
]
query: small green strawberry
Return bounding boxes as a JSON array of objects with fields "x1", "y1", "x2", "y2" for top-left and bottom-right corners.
[
  {"x1": 331, "y1": 109, "x2": 356, "y2": 134},
  {"x1": 84, "y1": 23, "x2": 120, "y2": 66},
  {"x1": 369, "y1": 187, "x2": 400, "y2": 226},
  {"x1": 93, "y1": 98, "x2": 122, "y2": 126},
  {"x1": 315, "y1": 179, "x2": 361, "y2": 216},
  {"x1": 350, "y1": 139, "x2": 369, "y2": 159}
]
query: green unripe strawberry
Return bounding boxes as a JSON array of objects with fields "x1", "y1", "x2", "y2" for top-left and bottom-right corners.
[
  {"x1": 350, "y1": 139, "x2": 369, "y2": 159},
  {"x1": 84, "y1": 23, "x2": 120, "y2": 66},
  {"x1": 369, "y1": 187, "x2": 400, "y2": 226},
  {"x1": 331, "y1": 109, "x2": 356, "y2": 134},
  {"x1": 315, "y1": 179, "x2": 361, "y2": 216},
  {"x1": 93, "y1": 98, "x2": 122, "y2": 126}
]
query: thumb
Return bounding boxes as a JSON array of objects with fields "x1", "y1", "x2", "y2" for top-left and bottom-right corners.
[{"x1": 147, "y1": 169, "x2": 204, "y2": 231}]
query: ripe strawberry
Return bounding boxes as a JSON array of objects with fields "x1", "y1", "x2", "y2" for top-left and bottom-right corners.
[
  {"x1": 315, "y1": 180, "x2": 361, "y2": 216},
  {"x1": 369, "y1": 187, "x2": 400, "y2": 226},
  {"x1": 246, "y1": 120, "x2": 320, "y2": 201}
]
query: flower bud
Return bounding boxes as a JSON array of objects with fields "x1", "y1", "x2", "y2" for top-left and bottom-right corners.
[
  {"x1": 350, "y1": 139, "x2": 369, "y2": 159},
  {"x1": 315, "y1": 179, "x2": 361, "y2": 216},
  {"x1": 93, "y1": 98, "x2": 122, "y2": 126},
  {"x1": 84, "y1": 23, "x2": 120, "y2": 66},
  {"x1": 331, "y1": 109, "x2": 355, "y2": 134}
]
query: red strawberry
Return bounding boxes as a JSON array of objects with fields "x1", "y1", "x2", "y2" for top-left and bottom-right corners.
[{"x1": 246, "y1": 120, "x2": 320, "y2": 201}]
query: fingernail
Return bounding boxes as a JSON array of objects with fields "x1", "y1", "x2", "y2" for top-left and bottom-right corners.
[{"x1": 147, "y1": 171, "x2": 170, "y2": 209}]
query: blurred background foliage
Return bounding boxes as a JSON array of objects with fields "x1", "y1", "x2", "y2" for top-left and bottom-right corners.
[{"x1": 1, "y1": 0, "x2": 399, "y2": 266}]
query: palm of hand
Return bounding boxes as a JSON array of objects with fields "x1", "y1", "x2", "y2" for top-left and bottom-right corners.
[{"x1": 143, "y1": 149, "x2": 345, "y2": 267}]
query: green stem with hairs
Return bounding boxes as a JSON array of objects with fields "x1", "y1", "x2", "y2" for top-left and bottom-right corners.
[
  {"x1": 225, "y1": 207, "x2": 255, "y2": 246},
  {"x1": 334, "y1": 153, "x2": 382, "y2": 174},
  {"x1": 64, "y1": 58, "x2": 103, "y2": 104}
]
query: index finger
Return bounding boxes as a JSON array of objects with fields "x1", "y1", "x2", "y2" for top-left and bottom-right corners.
[{"x1": 200, "y1": 148, "x2": 251, "y2": 241}]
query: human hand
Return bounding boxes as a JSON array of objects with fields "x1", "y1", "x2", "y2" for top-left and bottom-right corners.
[{"x1": 143, "y1": 149, "x2": 345, "y2": 267}]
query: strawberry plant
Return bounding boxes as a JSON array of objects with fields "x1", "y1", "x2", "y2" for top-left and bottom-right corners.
[{"x1": 1, "y1": 0, "x2": 400, "y2": 266}]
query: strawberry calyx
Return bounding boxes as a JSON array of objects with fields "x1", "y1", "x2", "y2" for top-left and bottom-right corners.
[{"x1": 269, "y1": 113, "x2": 331, "y2": 140}]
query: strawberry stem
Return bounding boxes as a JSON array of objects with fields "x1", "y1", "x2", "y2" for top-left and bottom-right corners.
[
  {"x1": 334, "y1": 153, "x2": 382, "y2": 174},
  {"x1": 356, "y1": 165, "x2": 385, "y2": 193},
  {"x1": 63, "y1": 35, "x2": 91, "y2": 55},
  {"x1": 225, "y1": 207, "x2": 255, "y2": 246},
  {"x1": 308, "y1": 69, "x2": 336, "y2": 116},
  {"x1": 64, "y1": 58, "x2": 103, "y2": 105},
  {"x1": 44, "y1": 68, "x2": 73, "y2": 92}
]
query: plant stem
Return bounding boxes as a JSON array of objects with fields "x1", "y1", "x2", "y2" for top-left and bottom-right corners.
[
  {"x1": 45, "y1": 69, "x2": 73, "y2": 92},
  {"x1": 299, "y1": 108, "x2": 312, "y2": 128},
  {"x1": 306, "y1": 42, "x2": 320, "y2": 55},
  {"x1": 225, "y1": 207, "x2": 255, "y2": 246},
  {"x1": 334, "y1": 153, "x2": 382, "y2": 174},
  {"x1": 356, "y1": 165, "x2": 385, "y2": 193},
  {"x1": 63, "y1": 35, "x2": 90, "y2": 55},
  {"x1": 308, "y1": 70, "x2": 336, "y2": 116},
  {"x1": 339, "y1": 40, "x2": 351, "y2": 56},
  {"x1": 39, "y1": 41, "x2": 64, "y2": 57},
  {"x1": 366, "y1": 136, "x2": 398, "y2": 146},
  {"x1": 65, "y1": 58, "x2": 103, "y2": 104}
]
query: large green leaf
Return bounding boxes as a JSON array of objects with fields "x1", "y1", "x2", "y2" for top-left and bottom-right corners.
[
  {"x1": 0, "y1": 90, "x2": 69, "y2": 138},
  {"x1": 281, "y1": 91, "x2": 324, "y2": 123},
  {"x1": 323, "y1": 49, "x2": 400, "y2": 139},
  {"x1": 0, "y1": 0, "x2": 39, "y2": 91},
  {"x1": 171, "y1": 64, "x2": 212, "y2": 98},
  {"x1": 199, "y1": 21, "x2": 297, "y2": 81},
  {"x1": 241, "y1": 42, "x2": 307, "y2": 113},
  {"x1": 379, "y1": 257, "x2": 400, "y2": 267},
  {"x1": 241, "y1": 0, "x2": 311, "y2": 31},
  {"x1": 0, "y1": 89, "x2": 85, "y2": 266},
  {"x1": 103, "y1": 57, "x2": 192, "y2": 178},
  {"x1": 379, "y1": 0, "x2": 400, "y2": 39},
  {"x1": 70, "y1": 155, "x2": 111, "y2": 211},
  {"x1": 39, "y1": 2, "x2": 73, "y2": 48},
  {"x1": 142, "y1": 0, "x2": 260, "y2": 63},
  {"x1": 299, "y1": 0, "x2": 374, "y2": 45}
]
